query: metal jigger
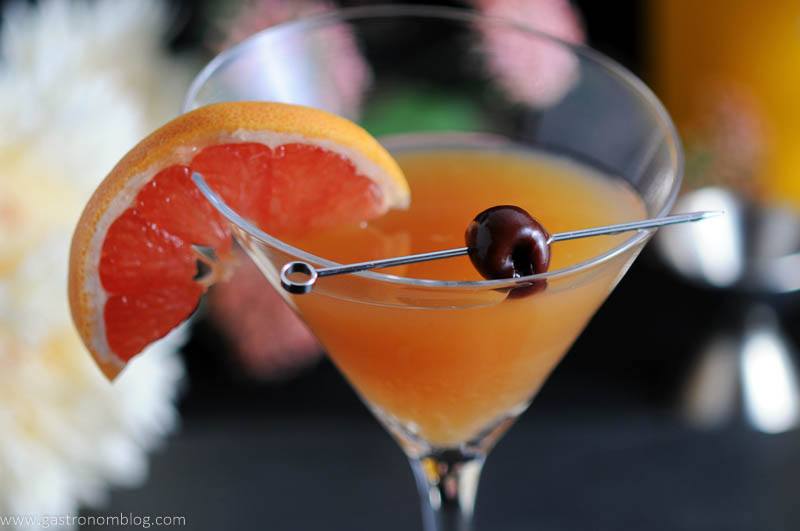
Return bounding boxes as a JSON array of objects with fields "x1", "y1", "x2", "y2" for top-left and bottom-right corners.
[{"x1": 655, "y1": 187, "x2": 800, "y2": 433}]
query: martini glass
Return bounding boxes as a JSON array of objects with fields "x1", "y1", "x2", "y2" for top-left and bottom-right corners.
[{"x1": 183, "y1": 6, "x2": 683, "y2": 530}]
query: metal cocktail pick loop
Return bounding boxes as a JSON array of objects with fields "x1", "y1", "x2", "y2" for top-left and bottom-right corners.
[{"x1": 279, "y1": 211, "x2": 722, "y2": 294}]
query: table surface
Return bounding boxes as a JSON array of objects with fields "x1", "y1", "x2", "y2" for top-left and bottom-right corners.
[
  {"x1": 81, "y1": 256, "x2": 800, "y2": 531},
  {"x1": 82, "y1": 409, "x2": 800, "y2": 531}
]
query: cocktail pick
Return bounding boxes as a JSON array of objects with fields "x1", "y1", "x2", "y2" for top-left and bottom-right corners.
[{"x1": 280, "y1": 210, "x2": 722, "y2": 294}]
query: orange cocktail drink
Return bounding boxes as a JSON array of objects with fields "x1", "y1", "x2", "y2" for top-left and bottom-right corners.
[{"x1": 287, "y1": 146, "x2": 646, "y2": 446}]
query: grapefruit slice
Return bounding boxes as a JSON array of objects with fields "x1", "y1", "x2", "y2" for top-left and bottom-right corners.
[{"x1": 69, "y1": 101, "x2": 409, "y2": 379}]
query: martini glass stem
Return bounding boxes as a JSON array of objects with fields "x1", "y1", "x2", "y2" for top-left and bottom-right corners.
[{"x1": 410, "y1": 451, "x2": 485, "y2": 531}]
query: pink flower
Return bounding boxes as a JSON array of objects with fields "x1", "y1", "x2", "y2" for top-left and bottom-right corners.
[
  {"x1": 207, "y1": 1, "x2": 374, "y2": 378},
  {"x1": 216, "y1": 0, "x2": 323, "y2": 51},
  {"x1": 208, "y1": 254, "x2": 321, "y2": 379},
  {"x1": 475, "y1": 0, "x2": 585, "y2": 108},
  {"x1": 214, "y1": 0, "x2": 370, "y2": 119}
]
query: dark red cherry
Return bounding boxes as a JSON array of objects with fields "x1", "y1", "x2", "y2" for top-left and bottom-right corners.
[{"x1": 465, "y1": 206, "x2": 551, "y2": 295}]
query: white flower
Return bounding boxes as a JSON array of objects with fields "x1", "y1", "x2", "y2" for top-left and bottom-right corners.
[{"x1": 0, "y1": 0, "x2": 193, "y2": 527}]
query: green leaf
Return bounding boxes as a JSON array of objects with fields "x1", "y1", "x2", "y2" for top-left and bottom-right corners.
[{"x1": 361, "y1": 86, "x2": 483, "y2": 137}]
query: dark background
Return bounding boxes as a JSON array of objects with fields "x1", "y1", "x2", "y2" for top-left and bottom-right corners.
[{"x1": 65, "y1": 0, "x2": 800, "y2": 529}]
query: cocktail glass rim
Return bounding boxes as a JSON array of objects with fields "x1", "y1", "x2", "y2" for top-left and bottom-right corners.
[{"x1": 183, "y1": 3, "x2": 684, "y2": 291}]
